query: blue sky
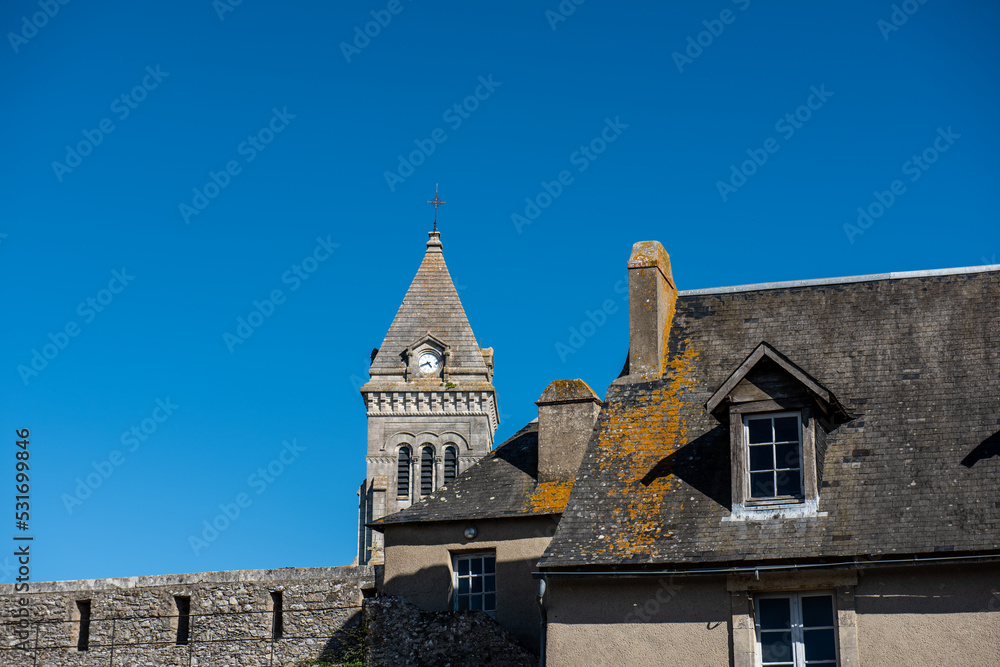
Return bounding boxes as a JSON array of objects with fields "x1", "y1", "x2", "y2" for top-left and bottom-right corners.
[{"x1": 1, "y1": 0, "x2": 997, "y2": 582}]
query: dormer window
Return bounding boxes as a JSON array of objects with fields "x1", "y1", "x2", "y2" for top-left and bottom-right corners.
[{"x1": 707, "y1": 342, "x2": 851, "y2": 520}]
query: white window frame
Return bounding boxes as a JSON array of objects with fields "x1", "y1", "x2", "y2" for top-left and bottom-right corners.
[
  {"x1": 743, "y1": 411, "x2": 805, "y2": 504},
  {"x1": 754, "y1": 591, "x2": 838, "y2": 667},
  {"x1": 452, "y1": 552, "x2": 497, "y2": 618}
]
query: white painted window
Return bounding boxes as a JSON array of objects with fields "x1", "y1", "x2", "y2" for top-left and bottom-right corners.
[
  {"x1": 744, "y1": 412, "x2": 803, "y2": 500},
  {"x1": 755, "y1": 592, "x2": 837, "y2": 666},
  {"x1": 453, "y1": 553, "x2": 496, "y2": 617}
]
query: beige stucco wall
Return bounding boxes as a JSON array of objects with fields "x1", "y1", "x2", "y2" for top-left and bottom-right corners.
[
  {"x1": 381, "y1": 515, "x2": 558, "y2": 654},
  {"x1": 854, "y1": 563, "x2": 1000, "y2": 666},
  {"x1": 545, "y1": 576, "x2": 732, "y2": 666},
  {"x1": 544, "y1": 562, "x2": 1000, "y2": 667}
]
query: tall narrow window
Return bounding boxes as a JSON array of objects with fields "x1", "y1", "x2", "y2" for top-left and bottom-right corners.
[
  {"x1": 444, "y1": 446, "x2": 458, "y2": 484},
  {"x1": 745, "y1": 413, "x2": 803, "y2": 500},
  {"x1": 76, "y1": 599, "x2": 91, "y2": 651},
  {"x1": 174, "y1": 595, "x2": 190, "y2": 645},
  {"x1": 270, "y1": 591, "x2": 283, "y2": 640},
  {"x1": 397, "y1": 446, "x2": 411, "y2": 499},
  {"x1": 755, "y1": 592, "x2": 837, "y2": 666},
  {"x1": 420, "y1": 446, "x2": 434, "y2": 496}
]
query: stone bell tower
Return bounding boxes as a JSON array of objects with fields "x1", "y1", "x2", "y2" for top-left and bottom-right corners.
[{"x1": 357, "y1": 199, "x2": 498, "y2": 564}]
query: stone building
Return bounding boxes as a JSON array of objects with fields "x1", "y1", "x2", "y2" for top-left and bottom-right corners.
[
  {"x1": 375, "y1": 240, "x2": 1000, "y2": 666},
  {"x1": 372, "y1": 378, "x2": 603, "y2": 652},
  {"x1": 357, "y1": 228, "x2": 499, "y2": 564}
]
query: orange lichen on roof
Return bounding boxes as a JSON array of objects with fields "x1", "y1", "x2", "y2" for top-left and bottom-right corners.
[
  {"x1": 592, "y1": 344, "x2": 699, "y2": 559},
  {"x1": 536, "y1": 378, "x2": 600, "y2": 404},
  {"x1": 526, "y1": 478, "x2": 575, "y2": 514}
]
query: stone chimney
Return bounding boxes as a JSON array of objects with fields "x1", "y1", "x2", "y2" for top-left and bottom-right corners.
[
  {"x1": 626, "y1": 241, "x2": 677, "y2": 380},
  {"x1": 535, "y1": 379, "x2": 602, "y2": 483}
]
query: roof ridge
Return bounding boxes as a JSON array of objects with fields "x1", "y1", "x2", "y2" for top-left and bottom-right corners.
[{"x1": 678, "y1": 263, "x2": 1000, "y2": 296}]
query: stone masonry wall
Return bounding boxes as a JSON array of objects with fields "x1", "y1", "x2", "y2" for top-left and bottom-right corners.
[
  {"x1": 0, "y1": 565, "x2": 372, "y2": 667},
  {"x1": 363, "y1": 596, "x2": 537, "y2": 667}
]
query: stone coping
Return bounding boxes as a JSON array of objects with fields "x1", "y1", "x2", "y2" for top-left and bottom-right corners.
[{"x1": 1, "y1": 565, "x2": 373, "y2": 594}]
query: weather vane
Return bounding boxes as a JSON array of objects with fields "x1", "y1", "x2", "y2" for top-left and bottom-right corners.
[{"x1": 427, "y1": 184, "x2": 446, "y2": 232}]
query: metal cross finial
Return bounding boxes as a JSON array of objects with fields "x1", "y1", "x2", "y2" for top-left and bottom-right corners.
[{"x1": 427, "y1": 184, "x2": 446, "y2": 232}]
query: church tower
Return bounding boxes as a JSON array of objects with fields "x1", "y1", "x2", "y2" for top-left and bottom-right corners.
[{"x1": 357, "y1": 199, "x2": 498, "y2": 564}]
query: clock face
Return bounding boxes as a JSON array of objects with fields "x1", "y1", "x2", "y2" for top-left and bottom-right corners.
[{"x1": 418, "y1": 352, "x2": 441, "y2": 374}]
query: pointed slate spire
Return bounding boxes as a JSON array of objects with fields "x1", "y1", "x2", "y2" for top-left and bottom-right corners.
[{"x1": 368, "y1": 230, "x2": 490, "y2": 382}]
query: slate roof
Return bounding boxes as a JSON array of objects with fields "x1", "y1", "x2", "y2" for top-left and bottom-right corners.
[
  {"x1": 374, "y1": 421, "x2": 574, "y2": 526},
  {"x1": 540, "y1": 268, "x2": 1000, "y2": 568},
  {"x1": 369, "y1": 231, "x2": 489, "y2": 378}
]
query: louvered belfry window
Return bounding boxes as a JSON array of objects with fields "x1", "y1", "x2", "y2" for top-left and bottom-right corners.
[
  {"x1": 444, "y1": 446, "x2": 458, "y2": 484},
  {"x1": 397, "y1": 446, "x2": 411, "y2": 499},
  {"x1": 420, "y1": 446, "x2": 434, "y2": 496}
]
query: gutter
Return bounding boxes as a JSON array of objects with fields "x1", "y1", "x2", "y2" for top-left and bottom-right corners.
[{"x1": 533, "y1": 552, "x2": 1000, "y2": 578}]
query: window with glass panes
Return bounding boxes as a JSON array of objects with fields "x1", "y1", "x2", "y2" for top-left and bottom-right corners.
[
  {"x1": 453, "y1": 553, "x2": 496, "y2": 617},
  {"x1": 755, "y1": 592, "x2": 837, "y2": 666},
  {"x1": 744, "y1": 413, "x2": 803, "y2": 499}
]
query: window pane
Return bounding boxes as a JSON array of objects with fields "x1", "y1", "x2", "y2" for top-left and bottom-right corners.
[
  {"x1": 484, "y1": 593, "x2": 496, "y2": 611},
  {"x1": 749, "y1": 445, "x2": 774, "y2": 471},
  {"x1": 751, "y1": 472, "x2": 775, "y2": 497},
  {"x1": 748, "y1": 418, "x2": 772, "y2": 444},
  {"x1": 757, "y1": 598, "x2": 791, "y2": 629},
  {"x1": 470, "y1": 595, "x2": 482, "y2": 611},
  {"x1": 458, "y1": 578, "x2": 469, "y2": 594},
  {"x1": 801, "y1": 595, "x2": 834, "y2": 627},
  {"x1": 774, "y1": 442, "x2": 799, "y2": 468},
  {"x1": 803, "y1": 629, "x2": 837, "y2": 661},
  {"x1": 484, "y1": 556, "x2": 496, "y2": 574},
  {"x1": 472, "y1": 577, "x2": 483, "y2": 593},
  {"x1": 776, "y1": 471, "x2": 802, "y2": 497},
  {"x1": 457, "y1": 596, "x2": 469, "y2": 611},
  {"x1": 471, "y1": 558, "x2": 483, "y2": 575},
  {"x1": 760, "y1": 631, "x2": 792, "y2": 662},
  {"x1": 458, "y1": 559, "x2": 469, "y2": 575},
  {"x1": 773, "y1": 416, "x2": 798, "y2": 442},
  {"x1": 484, "y1": 575, "x2": 496, "y2": 593}
]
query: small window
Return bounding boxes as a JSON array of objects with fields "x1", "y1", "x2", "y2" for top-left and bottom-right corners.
[
  {"x1": 453, "y1": 553, "x2": 497, "y2": 617},
  {"x1": 397, "y1": 445, "x2": 411, "y2": 499},
  {"x1": 270, "y1": 591, "x2": 283, "y2": 640},
  {"x1": 444, "y1": 446, "x2": 458, "y2": 484},
  {"x1": 76, "y1": 600, "x2": 91, "y2": 651},
  {"x1": 174, "y1": 595, "x2": 191, "y2": 645},
  {"x1": 745, "y1": 413, "x2": 803, "y2": 500},
  {"x1": 420, "y1": 446, "x2": 434, "y2": 496},
  {"x1": 755, "y1": 592, "x2": 837, "y2": 666}
]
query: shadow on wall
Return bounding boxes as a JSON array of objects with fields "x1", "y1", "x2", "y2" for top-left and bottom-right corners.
[
  {"x1": 855, "y1": 564, "x2": 1000, "y2": 614},
  {"x1": 640, "y1": 426, "x2": 732, "y2": 510},
  {"x1": 961, "y1": 431, "x2": 1000, "y2": 468},
  {"x1": 320, "y1": 610, "x2": 364, "y2": 663},
  {"x1": 381, "y1": 556, "x2": 544, "y2": 656}
]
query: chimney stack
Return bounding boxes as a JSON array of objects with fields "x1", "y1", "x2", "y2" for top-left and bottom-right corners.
[
  {"x1": 536, "y1": 380, "x2": 602, "y2": 484},
  {"x1": 626, "y1": 241, "x2": 677, "y2": 380}
]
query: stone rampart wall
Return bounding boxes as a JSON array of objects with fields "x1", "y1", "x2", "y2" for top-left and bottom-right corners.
[{"x1": 0, "y1": 565, "x2": 372, "y2": 667}]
